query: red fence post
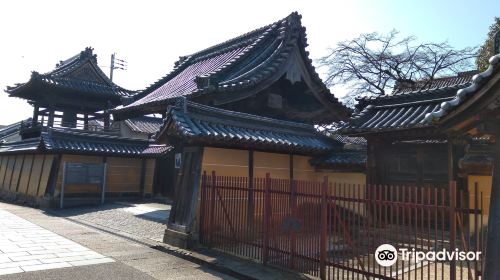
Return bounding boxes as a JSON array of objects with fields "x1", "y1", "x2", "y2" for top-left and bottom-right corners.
[
  {"x1": 209, "y1": 171, "x2": 216, "y2": 246},
  {"x1": 290, "y1": 179, "x2": 297, "y2": 269},
  {"x1": 320, "y1": 176, "x2": 328, "y2": 280},
  {"x1": 449, "y1": 181, "x2": 457, "y2": 280},
  {"x1": 200, "y1": 171, "x2": 207, "y2": 243},
  {"x1": 263, "y1": 173, "x2": 271, "y2": 265}
]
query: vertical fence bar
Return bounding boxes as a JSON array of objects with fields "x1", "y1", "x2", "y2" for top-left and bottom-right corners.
[
  {"x1": 449, "y1": 181, "x2": 457, "y2": 280},
  {"x1": 200, "y1": 171, "x2": 207, "y2": 243},
  {"x1": 290, "y1": 179, "x2": 297, "y2": 269},
  {"x1": 263, "y1": 173, "x2": 271, "y2": 265},
  {"x1": 320, "y1": 176, "x2": 328, "y2": 280},
  {"x1": 209, "y1": 171, "x2": 216, "y2": 246}
]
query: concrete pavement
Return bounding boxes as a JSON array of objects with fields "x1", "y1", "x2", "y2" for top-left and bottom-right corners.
[
  {"x1": 47, "y1": 202, "x2": 310, "y2": 280},
  {"x1": 0, "y1": 202, "x2": 235, "y2": 280}
]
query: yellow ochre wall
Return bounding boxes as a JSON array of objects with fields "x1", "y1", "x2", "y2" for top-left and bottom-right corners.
[
  {"x1": 468, "y1": 175, "x2": 491, "y2": 233},
  {"x1": 200, "y1": 147, "x2": 367, "y2": 219},
  {"x1": 1, "y1": 153, "x2": 156, "y2": 199},
  {"x1": 201, "y1": 147, "x2": 366, "y2": 184},
  {"x1": 201, "y1": 148, "x2": 249, "y2": 177},
  {"x1": 54, "y1": 155, "x2": 155, "y2": 196},
  {"x1": 0, "y1": 154, "x2": 54, "y2": 198}
]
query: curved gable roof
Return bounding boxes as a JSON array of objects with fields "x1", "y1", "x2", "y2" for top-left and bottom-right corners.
[
  {"x1": 6, "y1": 47, "x2": 136, "y2": 100},
  {"x1": 113, "y1": 12, "x2": 348, "y2": 120}
]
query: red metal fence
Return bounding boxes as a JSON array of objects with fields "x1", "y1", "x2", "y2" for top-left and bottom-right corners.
[{"x1": 199, "y1": 171, "x2": 486, "y2": 279}]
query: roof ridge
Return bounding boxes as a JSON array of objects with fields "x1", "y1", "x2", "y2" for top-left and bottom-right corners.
[
  {"x1": 356, "y1": 83, "x2": 470, "y2": 108},
  {"x1": 7, "y1": 47, "x2": 137, "y2": 97},
  {"x1": 186, "y1": 12, "x2": 300, "y2": 62},
  {"x1": 47, "y1": 127, "x2": 150, "y2": 143},
  {"x1": 424, "y1": 54, "x2": 500, "y2": 123},
  {"x1": 182, "y1": 101, "x2": 317, "y2": 132},
  {"x1": 128, "y1": 12, "x2": 300, "y2": 102}
]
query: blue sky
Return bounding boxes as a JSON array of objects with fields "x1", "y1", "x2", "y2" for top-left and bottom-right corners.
[
  {"x1": 357, "y1": 0, "x2": 498, "y2": 49},
  {"x1": 0, "y1": 0, "x2": 497, "y2": 125}
]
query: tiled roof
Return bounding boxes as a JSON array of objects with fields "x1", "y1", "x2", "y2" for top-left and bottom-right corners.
[
  {"x1": 331, "y1": 134, "x2": 366, "y2": 146},
  {"x1": 344, "y1": 55, "x2": 500, "y2": 135},
  {"x1": 124, "y1": 117, "x2": 163, "y2": 134},
  {"x1": 0, "y1": 128, "x2": 171, "y2": 157},
  {"x1": 459, "y1": 142, "x2": 494, "y2": 169},
  {"x1": 343, "y1": 84, "x2": 469, "y2": 134},
  {"x1": 392, "y1": 71, "x2": 477, "y2": 94},
  {"x1": 113, "y1": 12, "x2": 348, "y2": 120},
  {"x1": 158, "y1": 99, "x2": 341, "y2": 154},
  {"x1": 6, "y1": 47, "x2": 136, "y2": 100},
  {"x1": 424, "y1": 55, "x2": 500, "y2": 123},
  {"x1": 142, "y1": 144, "x2": 172, "y2": 156},
  {"x1": 311, "y1": 148, "x2": 366, "y2": 169},
  {"x1": 0, "y1": 138, "x2": 40, "y2": 153},
  {"x1": 0, "y1": 119, "x2": 30, "y2": 141}
]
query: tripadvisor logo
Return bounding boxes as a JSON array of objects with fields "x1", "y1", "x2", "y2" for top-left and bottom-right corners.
[
  {"x1": 375, "y1": 244, "x2": 398, "y2": 267},
  {"x1": 375, "y1": 244, "x2": 482, "y2": 267}
]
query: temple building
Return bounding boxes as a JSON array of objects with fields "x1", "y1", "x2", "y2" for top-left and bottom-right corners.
[
  {"x1": 113, "y1": 12, "x2": 363, "y2": 247},
  {"x1": 342, "y1": 51, "x2": 500, "y2": 270},
  {"x1": 0, "y1": 48, "x2": 171, "y2": 207},
  {"x1": 342, "y1": 71, "x2": 479, "y2": 188}
]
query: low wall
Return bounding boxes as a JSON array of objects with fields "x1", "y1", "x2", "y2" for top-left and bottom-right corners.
[{"x1": 0, "y1": 152, "x2": 156, "y2": 207}]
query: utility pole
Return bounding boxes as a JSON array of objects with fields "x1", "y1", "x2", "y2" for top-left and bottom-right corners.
[
  {"x1": 110, "y1": 53, "x2": 115, "y2": 81},
  {"x1": 109, "y1": 53, "x2": 127, "y2": 82}
]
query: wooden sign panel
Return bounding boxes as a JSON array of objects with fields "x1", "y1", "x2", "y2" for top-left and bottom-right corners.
[{"x1": 65, "y1": 162, "x2": 104, "y2": 185}]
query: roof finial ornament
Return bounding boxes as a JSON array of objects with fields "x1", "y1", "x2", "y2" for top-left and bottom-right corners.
[{"x1": 175, "y1": 96, "x2": 188, "y2": 113}]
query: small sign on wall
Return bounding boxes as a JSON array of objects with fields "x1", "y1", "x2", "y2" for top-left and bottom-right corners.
[{"x1": 175, "y1": 153, "x2": 182, "y2": 169}]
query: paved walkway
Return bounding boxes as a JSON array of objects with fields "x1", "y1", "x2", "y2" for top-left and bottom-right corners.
[
  {"x1": 50, "y1": 202, "x2": 309, "y2": 280},
  {"x1": 0, "y1": 209, "x2": 113, "y2": 276},
  {"x1": 0, "y1": 202, "x2": 234, "y2": 280}
]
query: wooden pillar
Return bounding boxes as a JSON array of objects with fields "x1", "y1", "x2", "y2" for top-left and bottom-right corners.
[
  {"x1": 83, "y1": 114, "x2": 89, "y2": 130},
  {"x1": 446, "y1": 139, "x2": 457, "y2": 279},
  {"x1": 32, "y1": 105, "x2": 39, "y2": 125},
  {"x1": 139, "y1": 159, "x2": 147, "y2": 197},
  {"x1": 366, "y1": 139, "x2": 378, "y2": 185},
  {"x1": 448, "y1": 140, "x2": 454, "y2": 184},
  {"x1": 416, "y1": 147, "x2": 424, "y2": 187},
  {"x1": 104, "y1": 114, "x2": 110, "y2": 130},
  {"x1": 484, "y1": 133, "x2": 500, "y2": 279},
  {"x1": 48, "y1": 109, "x2": 55, "y2": 127}
]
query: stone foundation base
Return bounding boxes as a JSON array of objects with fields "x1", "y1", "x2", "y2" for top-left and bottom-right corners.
[{"x1": 163, "y1": 228, "x2": 196, "y2": 249}]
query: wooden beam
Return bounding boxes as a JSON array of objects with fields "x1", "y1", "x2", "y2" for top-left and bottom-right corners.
[
  {"x1": 447, "y1": 140, "x2": 457, "y2": 280},
  {"x1": 139, "y1": 159, "x2": 146, "y2": 197}
]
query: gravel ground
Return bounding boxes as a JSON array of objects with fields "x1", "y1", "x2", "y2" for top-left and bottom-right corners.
[{"x1": 53, "y1": 203, "x2": 169, "y2": 242}]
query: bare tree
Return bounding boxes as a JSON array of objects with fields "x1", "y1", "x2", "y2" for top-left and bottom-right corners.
[{"x1": 318, "y1": 30, "x2": 477, "y2": 106}]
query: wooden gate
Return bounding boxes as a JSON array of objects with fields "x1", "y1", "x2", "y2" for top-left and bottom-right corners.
[{"x1": 199, "y1": 171, "x2": 485, "y2": 279}]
